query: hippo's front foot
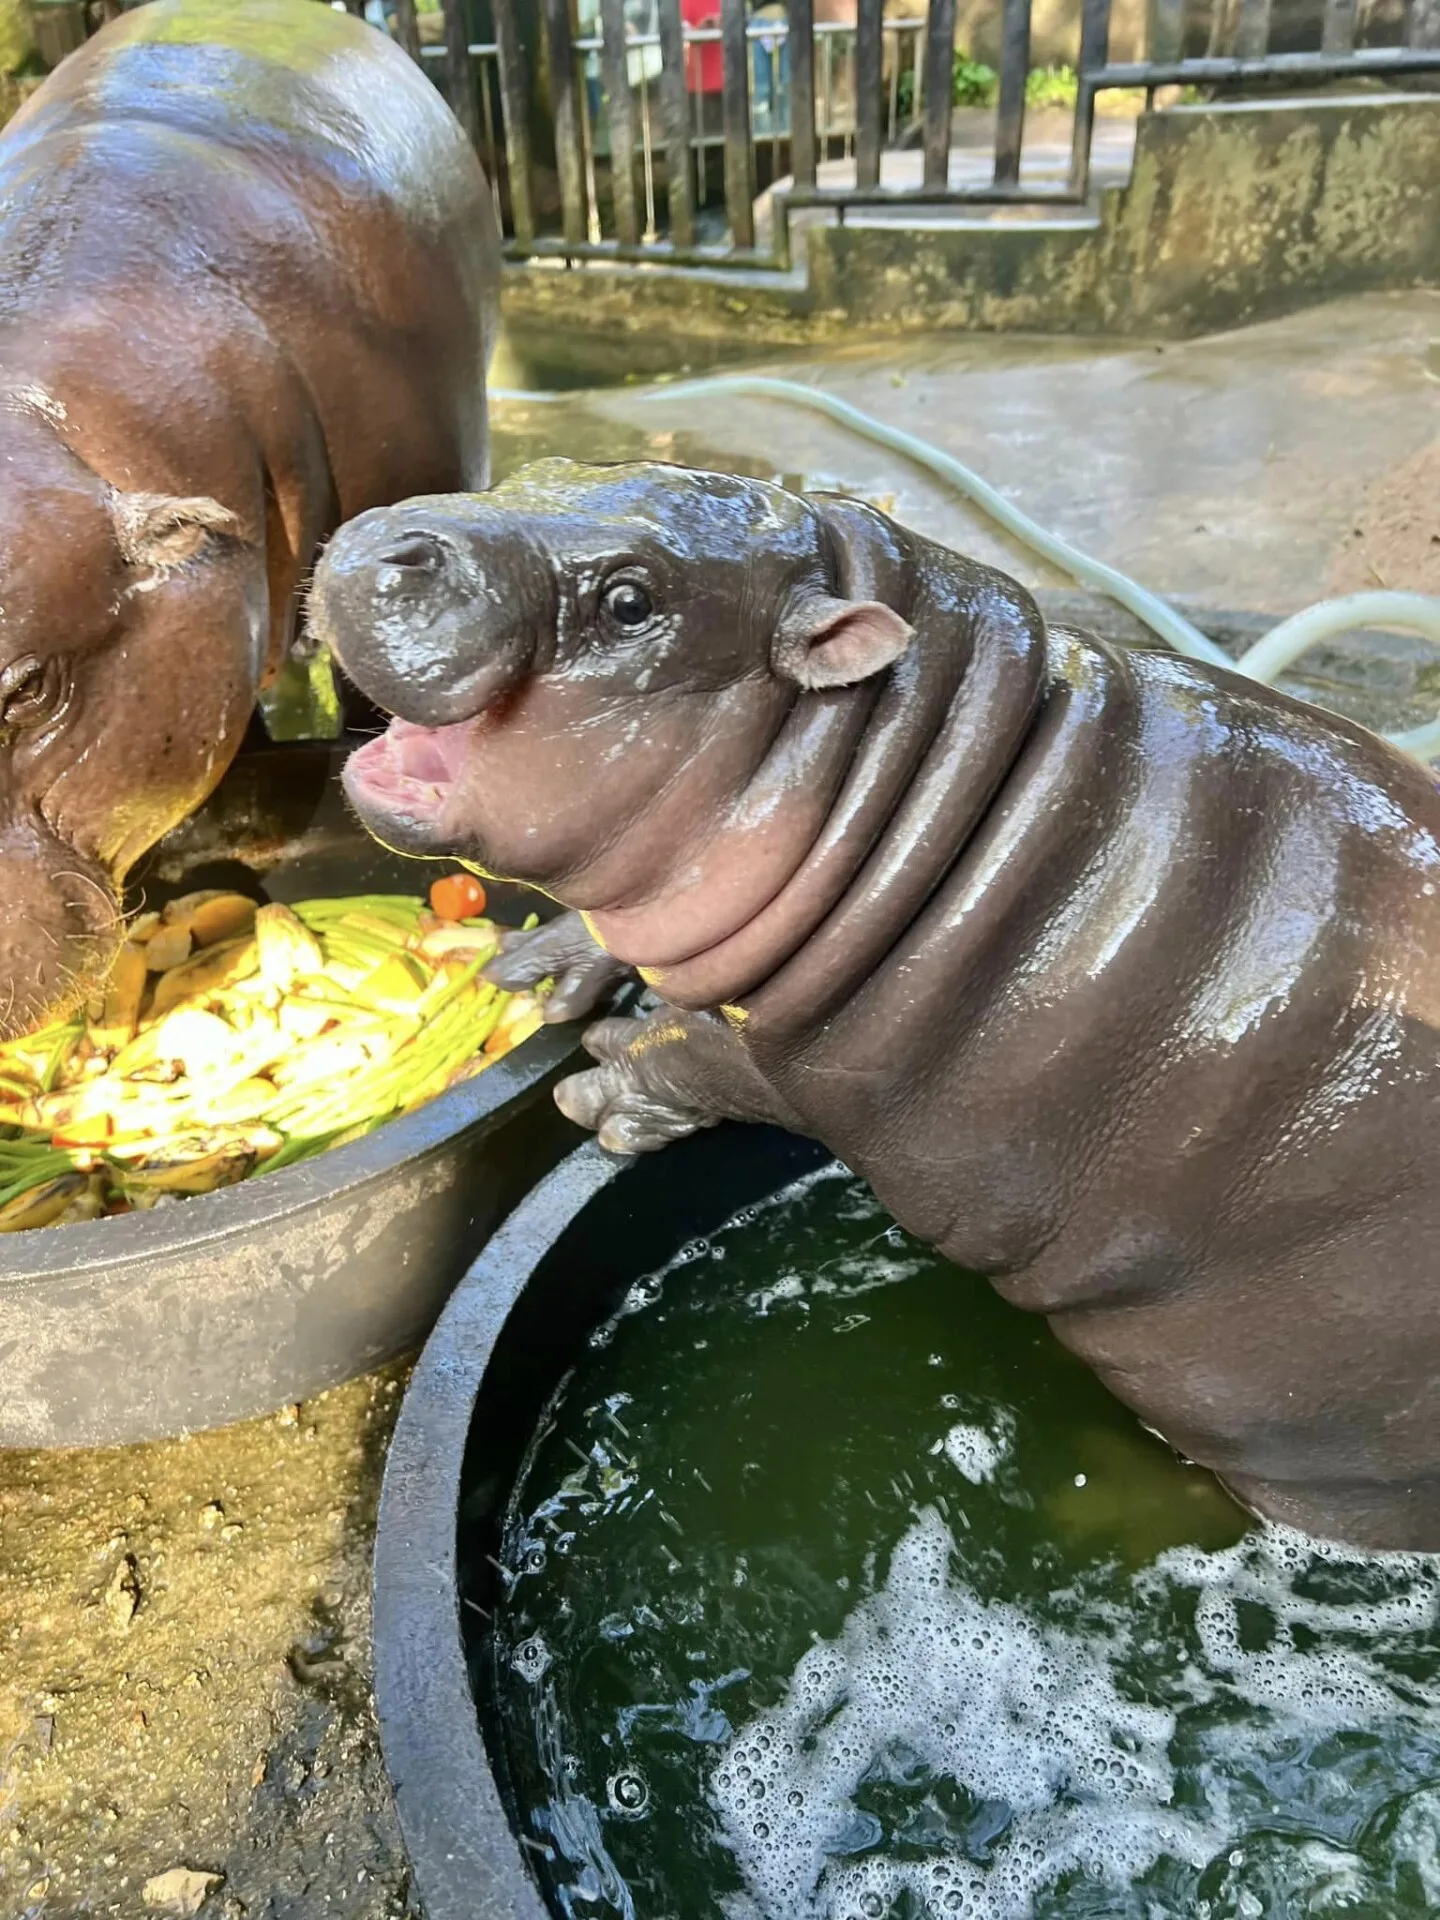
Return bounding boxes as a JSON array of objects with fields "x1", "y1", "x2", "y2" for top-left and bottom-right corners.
[
  {"x1": 555, "y1": 1017, "x2": 722, "y2": 1153},
  {"x1": 554, "y1": 1008, "x2": 803, "y2": 1155},
  {"x1": 483, "y1": 910, "x2": 633, "y2": 1024}
]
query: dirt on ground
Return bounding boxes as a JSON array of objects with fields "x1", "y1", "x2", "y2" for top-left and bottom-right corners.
[
  {"x1": 0, "y1": 1365, "x2": 416, "y2": 1920},
  {"x1": 1328, "y1": 436, "x2": 1440, "y2": 602}
]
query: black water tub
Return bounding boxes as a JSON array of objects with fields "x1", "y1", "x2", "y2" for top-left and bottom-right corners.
[
  {"x1": 372, "y1": 1123, "x2": 825, "y2": 1920},
  {"x1": 0, "y1": 738, "x2": 589, "y2": 1450}
]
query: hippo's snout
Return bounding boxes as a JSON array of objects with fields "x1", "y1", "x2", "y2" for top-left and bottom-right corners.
[{"x1": 313, "y1": 497, "x2": 544, "y2": 730}]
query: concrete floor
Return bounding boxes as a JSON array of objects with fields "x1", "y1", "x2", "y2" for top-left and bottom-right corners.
[
  {"x1": 3, "y1": 287, "x2": 1438, "y2": 1920},
  {"x1": 573, "y1": 287, "x2": 1440, "y2": 617}
]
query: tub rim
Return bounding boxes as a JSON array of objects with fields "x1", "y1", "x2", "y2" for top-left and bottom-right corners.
[
  {"x1": 373, "y1": 1138, "x2": 623, "y2": 1920},
  {"x1": 372, "y1": 1124, "x2": 832, "y2": 1919}
]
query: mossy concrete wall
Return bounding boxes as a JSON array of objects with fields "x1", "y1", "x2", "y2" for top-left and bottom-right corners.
[
  {"x1": 500, "y1": 95, "x2": 1440, "y2": 361},
  {"x1": 807, "y1": 94, "x2": 1440, "y2": 337}
]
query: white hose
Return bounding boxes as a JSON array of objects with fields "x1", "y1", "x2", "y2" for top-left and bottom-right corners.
[{"x1": 491, "y1": 376, "x2": 1440, "y2": 763}]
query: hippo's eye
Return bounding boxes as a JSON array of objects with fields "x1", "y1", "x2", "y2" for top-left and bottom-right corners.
[
  {"x1": 602, "y1": 580, "x2": 655, "y2": 631},
  {"x1": 0, "y1": 655, "x2": 65, "y2": 733}
]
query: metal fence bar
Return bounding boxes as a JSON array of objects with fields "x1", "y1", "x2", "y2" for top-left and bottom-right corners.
[
  {"x1": 767, "y1": 34, "x2": 782, "y2": 175},
  {"x1": 1069, "y1": 0, "x2": 1111, "y2": 193},
  {"x1": 477, "y1": 56, "x2": 502, "y2": 200},
  {"x1": 1087, "y1": 44, "x2": 1440, "y2": 80},
  {"x1": 600, "y1": 0, "x2": 642, "y2": 244},
  {"x1": 1078, "y1": 0, "x2": 1113, "y2": 78},
  {"x1": 718, "y1": 0, "x2": 756, "y2": 245},
  {"x1": 639, "y1": 70, "x2": 659, "y2": 241},
  {"x1": 391, "y1": 0, "x2": 421, "y2": 62},
  {"x1": 655, "y1": 0, "x2": 696, "y2": 244},
  {"x1": 542, "y1": 0, "x2": 588, "y2": 244},
  {"x1": 921, "y1": 0, "x2": 956, "y2": 188},
  {"x1": 491, "y1": 0, "x2": 536, "y2": 246},
  {"x1": 1320, "y1": 0, "x2": 1356, "y2": 51},
  {"x1": 1148, "y1": 0, "x2": 1185, "y2": 62},
  {"x1": 854, "y1": 0, "x2": 884, "y2": 187},
  {"x1": 783, "y1": 181, "x2": 1084, "y2": 205},
  {"x1": 789, "y1": 0, "x2": 818, "y2": 187},
  {"x1": 721, "y1": 0, "x2": 757, "y2": 247},
  {"x1": 993, "y1": 0, "x2": 1032, "y2": 186},
  {"x1": 511, "y1": 235, "x2": 783, "y2": 263},
  {"x1": 819, "y1": 29, "x2": 833, "y2": 151},
  {"x1": 577, "y1": 46, "x2": 603, "y2": 243},
  {"x1": 440, "y1": 0, "x2": 479, "y2": 143},
  {"x1": 1234, "y1": 0, "x2": 1273, "y2": 57}
]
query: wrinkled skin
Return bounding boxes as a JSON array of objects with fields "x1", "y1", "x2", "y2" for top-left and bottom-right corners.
[
  {"x1": 0, "y1": 0, "x2": 498, "y2": 1037},
  {"x1": 314, "y1": 459, "x2": 1440, "y2": 1551}
]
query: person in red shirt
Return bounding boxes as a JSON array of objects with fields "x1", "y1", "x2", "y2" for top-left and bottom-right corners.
[{"x1": 681, "y1": 0, "x2": 724, "y2": 94}]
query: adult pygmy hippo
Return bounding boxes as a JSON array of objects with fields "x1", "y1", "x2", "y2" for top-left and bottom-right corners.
[
  {"x1": 0, "y1": 0, "x2": 497, "y2": 1039},
  {"x1": 314, "y1": 460, "x2": 1440, "y2": 1552}
]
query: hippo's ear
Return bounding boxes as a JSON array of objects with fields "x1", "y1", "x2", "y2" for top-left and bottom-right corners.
[
  {"x1": 773, "y1": 593, "x2": 914, "y2": 690},
  {"x1": 110, "y1": 491, "x2": 242, "y2": 576}
]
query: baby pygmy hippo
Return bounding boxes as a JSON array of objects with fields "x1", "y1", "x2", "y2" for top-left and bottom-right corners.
[{"x1": 312, "y1": 460, "x2": 1440, "y2": 1552}]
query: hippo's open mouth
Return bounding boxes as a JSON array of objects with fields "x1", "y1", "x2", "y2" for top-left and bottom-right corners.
[{"x1": 342, "y1": 716, "x2": 475, "y2": 841}]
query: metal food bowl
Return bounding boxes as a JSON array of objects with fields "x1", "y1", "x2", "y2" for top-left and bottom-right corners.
[
  {"x1": 371, "y1": 1124, "x2": 826, "y2": 1920},
  {"x1": 0, "y1": 739, "x2": 588, "y2": 1450}
]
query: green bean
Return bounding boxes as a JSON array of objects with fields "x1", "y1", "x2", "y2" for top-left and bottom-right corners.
[{"x1": 0, "y1": 1152, "x2": 83, "y2": 1207}]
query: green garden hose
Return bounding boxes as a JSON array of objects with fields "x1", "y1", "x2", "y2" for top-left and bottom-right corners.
[{"x1": 492, "y1": 375, "x2": 1440, "y2": 763}]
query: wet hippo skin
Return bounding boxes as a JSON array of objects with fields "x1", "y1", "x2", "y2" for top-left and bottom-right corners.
[
  {"x1": 0, "y1": 0, "x2": 498, "y2": 1038},
  {"x1": 313, "y1": 460, "x2": 1440, "y2": 1551}
]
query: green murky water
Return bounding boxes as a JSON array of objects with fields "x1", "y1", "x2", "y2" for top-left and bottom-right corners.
[{"x1": 490, "y1": 1165, "x2": 1440, "y2": 1919}]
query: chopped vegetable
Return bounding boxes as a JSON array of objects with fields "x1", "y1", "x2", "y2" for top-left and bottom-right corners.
[
  {"x1": 430, "y1": 872, "x2": 487, "y2": 921},
  {"x1": 150, "y1": 936, "x2": 259, "y2": 1017},
  {"x1": 144, "y1": 921, "x2": 195, "y2": 972},
  {"x1": 254, "y1": 901, "x2": 324, "y2": 991},
  {"x1": 0, "y1": 893, "x2": 550, "y2": 1234}
]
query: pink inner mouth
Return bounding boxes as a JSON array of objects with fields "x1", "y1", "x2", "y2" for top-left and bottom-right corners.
[{"x1": 345, "y1": 716, "x2": 476, "y2": 822}]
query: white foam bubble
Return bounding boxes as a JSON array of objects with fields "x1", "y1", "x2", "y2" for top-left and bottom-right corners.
[
  {"x1": 938, "y1": 1414, "x2": 1014, "y2": 1485},
  {"x1": 512, "y1": 1632, "x2": 553, "y2": 1684},
  {"x1": 710, "y1": 1509, "x2": 1203, "y2": 1918},
  {"x1": 1150, "y1": 1525, "x2": 1440, "y2": 1732},
  {"x1": 709, "y1": 1513, "x2": 1440, "y2": 1919}
]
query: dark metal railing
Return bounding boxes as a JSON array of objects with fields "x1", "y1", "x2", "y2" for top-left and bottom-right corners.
[
  {"x1": 419, "y1": 0, "x2": 935, "y2": 267},
  {"x1": 420, "y1": 0, "x2": 1439, "y2": 270},
  {"x1": 65, "y1": 0, "x2": 1440, "y2": 270}
]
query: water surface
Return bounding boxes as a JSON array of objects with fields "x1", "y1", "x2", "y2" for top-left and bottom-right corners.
[{"x1": 492, "y1": 1166, "x2": 1440, "y2": 1919}]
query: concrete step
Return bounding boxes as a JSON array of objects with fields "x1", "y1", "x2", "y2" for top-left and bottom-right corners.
[{"x1": 752, "y1": 109, "x2": 1136, "y2": 244}]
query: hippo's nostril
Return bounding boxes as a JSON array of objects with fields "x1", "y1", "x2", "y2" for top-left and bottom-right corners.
[{"x1": 374, "y1": 532, "x2": 448, "y2": 580}]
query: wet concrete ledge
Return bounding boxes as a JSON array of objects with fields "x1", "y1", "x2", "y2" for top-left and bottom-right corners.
[{"x1": 501, "y1": 94, "x2": 1440, "y2": 354}]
